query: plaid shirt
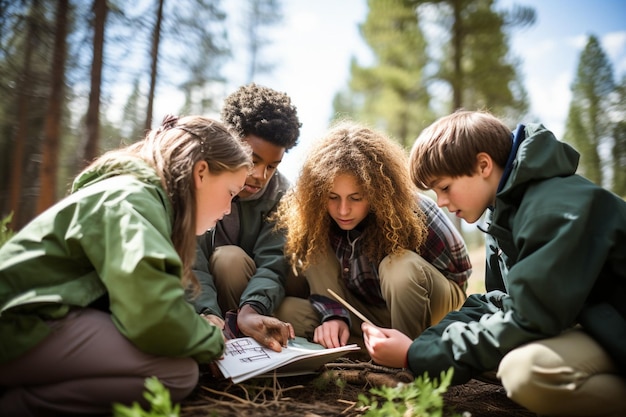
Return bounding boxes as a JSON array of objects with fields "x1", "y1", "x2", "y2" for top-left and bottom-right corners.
[{"x1": 311, "y1": 193, "x2": 472, "y2": 324}]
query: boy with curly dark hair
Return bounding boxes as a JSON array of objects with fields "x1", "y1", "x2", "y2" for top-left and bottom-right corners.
[
  {"x1": 221, "y1": 83, "x2": 301, "y2": 152},
  {"x1": 190, "y1": 83, "x2": 305, "y2": 352}
]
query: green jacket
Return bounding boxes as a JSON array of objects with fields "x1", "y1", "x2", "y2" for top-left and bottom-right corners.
[
  {"x1": 407, "y1": 123, "x2": 626, "y2": 383},
  {"x1": 192, "y1": 172, "x2": 291, "y2": 317},
  {"x1": 0, "y1": 157, "x2": 224, "y2": 364}
]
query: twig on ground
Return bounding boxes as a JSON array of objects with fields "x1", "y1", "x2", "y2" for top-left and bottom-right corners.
[
  {"x1": 194, "y1": 375, "x2": 308, "y2": 414},
  {"x1": 337, "y1": 398, "x2": 358, "y2": 414},
  {"x1": 199, "y1": 385, "x2": 250, "y2": 404}
]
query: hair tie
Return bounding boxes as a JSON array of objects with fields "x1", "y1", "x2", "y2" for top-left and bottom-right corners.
[
  {"x1": 161, "y1": 114, "x2": 179, "y2": 130},
  {"x1": 154, "y1": 114, "x2": 180, "y2": 135}
]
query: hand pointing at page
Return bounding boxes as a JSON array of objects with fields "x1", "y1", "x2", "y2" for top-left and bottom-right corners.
[{"x1": 237, "y1": 304, "x2": 295, "y2": 352}]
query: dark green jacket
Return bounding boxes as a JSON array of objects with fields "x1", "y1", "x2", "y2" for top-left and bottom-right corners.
[
  {"x1": 192, "y1": 172, "x2": 291, "y2": 317},
  {"x1": 407, "y1": 123, "x2": 626, "y2": 383},
  {"x1": 0, "y1": 157, "x2": 224, "y2": 364}
]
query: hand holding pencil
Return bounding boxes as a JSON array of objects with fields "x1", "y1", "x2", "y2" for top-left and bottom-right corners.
[{"x1": 326, "y1": 288, "x2": 413, "y2": 369}]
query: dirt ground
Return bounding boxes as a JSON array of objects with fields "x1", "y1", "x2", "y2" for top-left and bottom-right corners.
[
  {"x1": 179, "y1": 247, "x2": 536, "y2": 417},
  {"x1": 180, "y1": 361, "x2": 536, "y2": 417}
]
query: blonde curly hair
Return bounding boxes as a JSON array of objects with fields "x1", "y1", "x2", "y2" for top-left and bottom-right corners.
[{"x1": 273, "y1": 120, "x2": 427, "y2": 272}]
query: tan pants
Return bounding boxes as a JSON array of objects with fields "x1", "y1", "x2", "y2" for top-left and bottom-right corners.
[
  {"x1": 210, "y1": 245, "x2": 310, "y2": 314},
  {"x1": 0, "y1": 308, "x2": 198, "y2": 416},
  {"x1": 274, "y1": 247, "x2": 466, "y2": 341},
  {"x1": 497, "y1": 329, "x2": 626, "y2": 417}
]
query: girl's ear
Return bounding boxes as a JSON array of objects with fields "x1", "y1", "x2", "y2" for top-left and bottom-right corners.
[
  {"x1": 476, "y1": 152, "x2": 494, "y2": 178},
  {"x1": 193, "y1": 160, "x2": 209, "y2": 189}
]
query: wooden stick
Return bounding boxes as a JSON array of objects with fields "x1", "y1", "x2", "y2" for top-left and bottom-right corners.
[{"x1": 326, "y1": 288, "x2": 373, "y2": 325}]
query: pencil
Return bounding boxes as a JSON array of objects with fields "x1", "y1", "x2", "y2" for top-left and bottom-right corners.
[{"x1": 327, "y1": 288, "x2": 373, "y2": 325}]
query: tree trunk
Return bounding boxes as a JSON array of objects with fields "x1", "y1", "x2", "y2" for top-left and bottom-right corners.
[
  {"x1": 451, "y1": 0, "x2": 463, "y2": 112},
  {"x1": 449, "y1": 0, "x2": 465, "y2": 232},
  {"x1": 36, "y1": 0, "x2": 69, "y2": 214},
  {"x1": 144, "y1": 0, "x2": 164, "y2": 132},
  {"x1": 80, "y1": 0, "x2": 108, "y2": 167},
  {"x1": 8, "y1": 0, "x2": 39, "y2": 228}
]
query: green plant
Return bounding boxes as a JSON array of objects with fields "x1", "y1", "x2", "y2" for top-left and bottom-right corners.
[
  {"x1": 112, "y1": 377, "x2": 180, "y2": 417},
  {"x1": 357, "y1": 367, "x2": 465, "y2": 417},
  {"x1": 0, "y1": 213, "x2": 14, "y2": 248},
  {"x1": 311, "y1": 370, "x2": 348, "y2": 395},
  {"x1": 311, "y1": 370, "x2": 336, "y2": 391},
  {"x1": 334, "y1": 375, "x2": 347, "y2": 395}
]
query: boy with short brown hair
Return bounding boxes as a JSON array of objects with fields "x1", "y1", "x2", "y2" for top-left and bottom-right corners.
[{"x1": 362, "y1": 110, "x2": 626, "y2": 417}]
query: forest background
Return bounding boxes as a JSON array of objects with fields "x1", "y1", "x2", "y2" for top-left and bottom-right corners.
[{"x1": 1, "y1": 0, "x2": 625, "y2": 243}]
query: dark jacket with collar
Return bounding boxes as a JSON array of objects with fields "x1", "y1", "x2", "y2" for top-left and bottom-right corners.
[{"x1": 407, "y1": 123, "x2": 626, "y2": 383}]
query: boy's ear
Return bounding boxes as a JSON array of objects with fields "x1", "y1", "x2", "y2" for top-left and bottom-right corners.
[{"x1": 476, "y1": 152, "x2": 493, "y2": 178}]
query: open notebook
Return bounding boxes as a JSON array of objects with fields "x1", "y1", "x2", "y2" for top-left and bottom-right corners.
[{"x1": 216, "y1": 336, "x2": 360, "y2": 384}]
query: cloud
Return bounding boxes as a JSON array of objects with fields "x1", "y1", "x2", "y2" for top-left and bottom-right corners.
[
  {"x1": 568, "y1": 34, "x2": 589, "y2": 49},
  {"x1": 288, "y1": 10, "x2": 319, "y2": 33},
  {"x1": 527, "y1": 71, "x2": 571, "y2": 137},
  {"x1": 602, "y1": 31, "x2": 626, "y2": 74},
  {"x1": 523, "y1": 38, "x2": 558, "y2": 62},
  {"x1": 602, "y1": 31, "x2": 626, "y2": 56}
]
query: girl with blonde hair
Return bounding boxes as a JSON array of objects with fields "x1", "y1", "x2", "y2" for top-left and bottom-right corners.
[
  {"x1": 0, "y1": 115, "x2": 252, "y2": 416},
  {"x1": 273, "y1": 121, "x2": 471, "y2": 349}
]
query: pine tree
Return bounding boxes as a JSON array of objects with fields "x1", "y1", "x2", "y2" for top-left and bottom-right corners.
[
  {"x1": 333, "y1": 0, "x2": 432, "y2": 147},
  {"x1": 36, "y1": 0, "x2": 69, "y2": 214},
  {"x1": 563, "y1": 35, "x2": 614, "y2": 187},
  {"x1": 611, "y1": 75, "x2": 626, "y2": 197},
  {"x1": 2, "y1": 0, "x2": 54, "y2": 228},
  {"x1": 80, "y1": 0, "x2": 108, "y2": 167},
  {"x1": 242, "y1": 0, "x2": 282, "y2": 83},
  {"x1": 334, "y1": 0, "x2": 533, "y2": 149},
  {"x1": 419, "y1": 0, "x2": 533, "y2": 121}
]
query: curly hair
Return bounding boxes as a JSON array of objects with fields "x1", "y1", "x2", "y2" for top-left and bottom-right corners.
[
  {"x1": 273, "y1": 120, "x2": 428, "y2": 272},
  {"x1": 221, "y1": 83, "x2": 301, "y2": 150}
]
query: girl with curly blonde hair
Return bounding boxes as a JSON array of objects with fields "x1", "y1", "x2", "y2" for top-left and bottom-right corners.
[{"x1": 273, "y1": 121, "x2": 471, "y2": 348}]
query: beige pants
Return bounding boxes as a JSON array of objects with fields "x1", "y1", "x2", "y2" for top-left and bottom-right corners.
[
  {"x1": 498, "y1": 328, "x2": 626, "y2": 417},
  {"x1": 0, "y1": 308, "x2": 198, "y2": 417},
  {"x1": 210, "y1": 245, "x2": 310, "y2": 314},
  {"x1": 274, "y1": 246, "x2": 466, "y2": 341}
]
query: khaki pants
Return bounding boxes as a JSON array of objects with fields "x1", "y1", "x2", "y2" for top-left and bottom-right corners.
[
  {"x1": 209, "y1": 245, "x2": 310, "y2": 314},
  {"x1": 0, "y1": 308, "x2": 198, "y2": 417},
  {"x1": 274, "y1": 246, "x2": 466, "y2": 341},
  {"x1": 497, "y1": 328, "x2": 626, "y2": 417}
]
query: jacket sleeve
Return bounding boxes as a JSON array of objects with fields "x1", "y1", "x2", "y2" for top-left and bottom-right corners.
[
  {"x1": 238, "y1": 212, "x2": 287, "y2": 315},
  {"x1": 407, "y1": 291, "x2": 539, "y2": 384},
  {"x1": 84, "y1": 189, "x2": 224, "y2": 363},
  {"x1": 189, "y1": 232, "x2": 222, "y2": 317}
]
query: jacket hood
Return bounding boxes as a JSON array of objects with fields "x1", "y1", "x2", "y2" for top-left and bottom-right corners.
[
  {"x1": 71, "y1": 156, "x2": 163, "y2": 194},
  {"x1": 499, "y1": 123, "x2": 580, "y2": 199}
]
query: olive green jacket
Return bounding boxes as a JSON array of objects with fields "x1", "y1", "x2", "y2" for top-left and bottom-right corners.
[{"x1": 0, "y1": 157, "x2": 224, "y2": 364}]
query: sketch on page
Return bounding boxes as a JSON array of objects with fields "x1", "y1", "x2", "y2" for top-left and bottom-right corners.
[{"x1": 216, "y1": 337, "x2": 360, "y2": 384}]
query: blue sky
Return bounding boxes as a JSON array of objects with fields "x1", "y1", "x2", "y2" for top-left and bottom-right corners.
[{"x1": 154, "y1": 0, "x2": 626, "y2": 182}]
